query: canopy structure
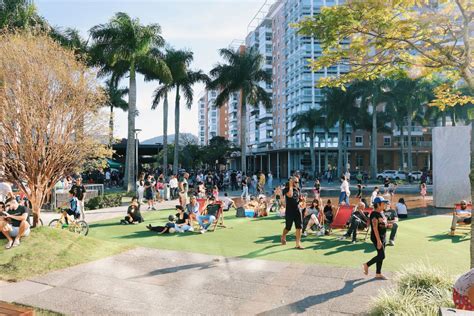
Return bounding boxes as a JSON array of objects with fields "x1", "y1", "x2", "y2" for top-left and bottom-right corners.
[{"x1": 112, "y1": 139, "x2": 163, "y2": 168}]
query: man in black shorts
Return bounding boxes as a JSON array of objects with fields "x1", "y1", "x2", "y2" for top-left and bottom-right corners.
[{"x1": 281, "y1": 177, "x2": 304, "y2": 249}]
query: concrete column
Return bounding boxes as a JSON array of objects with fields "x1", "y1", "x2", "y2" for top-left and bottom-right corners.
[
  {"x1": 260, "y1": 155, "x2": 263, "y2": 171},
  {"x1": 287, "y1": 151, "x2": 291, "y2": 177},
  {"x1": 267, "y1": 153, "x2": 271, "y2": 174},
  {"x1": 277, "y1": 152, "x2": 280, "y2": 179}
]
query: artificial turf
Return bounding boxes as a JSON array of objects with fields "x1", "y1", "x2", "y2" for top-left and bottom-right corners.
[{"x1": 88, "y1": 210, "x2": 469, "y2": 274}]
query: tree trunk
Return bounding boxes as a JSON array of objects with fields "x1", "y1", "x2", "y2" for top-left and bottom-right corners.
[
  {"x1": 442, "y1": 112, "x2": 446, "y2": 127},
  {"x1": 310, "y1": 133, "x2": 316, "y2": 178},
  {"x1": 371, "y1": 105, "x2": 378, "y2": 179},
  {"x1": 29, "y1": 190, "x2": 43, "y2": 227},
  {"x1": 400, "y1": 126, "x2": 405, "y2": 170},
  {"x1": 109, "y1": 105, "x2": 114, "y2": 146},
  {"x1": 125, "y1": 62, "x2": 136, "y2": 192},
  {"x1": 337, "y1": 119, "x2": 343, "y2": 177},
  {"x1": 162, "y1": 92, "x2": 168, "y2": 177},
  {"x1": 240, "y1": 92, "x2": 247, "y2": 174},
  {"x1": 407, "y1": 105, "x2": 413, "y2": 172},
  {"x1": 173, "y1": 85, "x2": 180, "y2": 175}
]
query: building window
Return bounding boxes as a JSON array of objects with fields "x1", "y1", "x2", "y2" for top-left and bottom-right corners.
[
  {"x1": 384, "y1": 136, "x2": 391, "y2": 146},
  {"x1": 355, "y1": 136, "x2": 363, "y2": 146},
  {"x1": 356, "y1": 155, "x2": 364, "y2": 168}
]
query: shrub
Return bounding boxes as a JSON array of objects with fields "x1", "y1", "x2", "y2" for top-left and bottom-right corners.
[
  {"x1": 85, "y1": 193, "x2": 123, "y2": 210},
  {"x1": 369, "y1": 263, "x2": 455, "y2": 316}
]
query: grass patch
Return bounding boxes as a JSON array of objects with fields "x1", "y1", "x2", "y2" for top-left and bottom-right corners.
[
  {"x1": 88, "y1": 211, "x2": 469, "y2": 274},
  {"x1": 370, "y1": 263, "x2": 455, "y2": 315},
  {"x1": 0, "y1": 227, "x2": 130, "y2": 282}
]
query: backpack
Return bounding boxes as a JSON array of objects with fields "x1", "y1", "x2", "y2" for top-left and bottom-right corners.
[{"x1": 236, "y1": 207, "x2": 245, "y2": 217}]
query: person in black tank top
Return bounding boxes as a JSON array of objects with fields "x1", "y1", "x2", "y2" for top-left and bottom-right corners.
[
  {"x1": 281, "y1": 177, "x2": 304, "y2": 249},
  {"x1": 363, "y1": 196, "x2": 389, "y2": 279}
]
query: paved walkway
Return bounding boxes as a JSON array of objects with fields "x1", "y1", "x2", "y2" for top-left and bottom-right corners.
[
  {"x1": 0, "y1": 248, "x2": 392, "y2": 315},
  {"x1": 40, "y1": 199, "x2": 178, "y2": 225}
]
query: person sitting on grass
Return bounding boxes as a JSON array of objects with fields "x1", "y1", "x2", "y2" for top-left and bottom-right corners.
[
  {"x1": 174, "y1": 205, "x2": 193, "y2": 233},
  {"x1": 120, "y1": 197, "x2": 143, "y2": 224},
  {"x1": 323, "y1": 199, "x2": 335, "y2": 235},
  {"x1": 256, "y1": 195, "x2": 268, "y2": 217},
  {"x1": 198, "y1": 196, "x2": 219, "y2": 234},
  {"x1": 186, "y1": 195, "x2": 200, "y2": 227},
  {"x1": 303, "y1": 198, "x2": 324, "y2": 237},
  {"x1": 146, "y1": 215, "x2": 176, "y2": 234},
  {"x1": 450, "y1": 200, "x2": 472, "y2": 236},
  {"x1": 2, "y1": 198, "x2": 30, "y2": 249},
  {"x1": 270, "y1": 186, "x2": 282, "y2": 213},
  {"x1": 221, "y1": 193, "x2": 235, "y2": 212},
  {"x1": 395, "y1": 198, "x2": 408, "y2": 218},
  {"x1": 338, "y1": 201, "x2": 369, "y2": 243},
  {"x1": 384, "y1": 203, "x2": 399, "y2": 246}
]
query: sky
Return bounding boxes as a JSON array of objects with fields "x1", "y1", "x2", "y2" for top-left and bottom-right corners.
[{"x1": 35, "y1": 0, "x2": 266, "y2": 142}]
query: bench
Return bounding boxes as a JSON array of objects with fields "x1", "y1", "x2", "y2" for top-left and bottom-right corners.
[{"x1": 0, "y1": 301, "x2": 34, "y2": 315}]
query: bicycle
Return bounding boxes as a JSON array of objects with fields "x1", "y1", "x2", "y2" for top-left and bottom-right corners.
[{"x1": 48, "y1": 208, "x2": 89, "y2": 236}]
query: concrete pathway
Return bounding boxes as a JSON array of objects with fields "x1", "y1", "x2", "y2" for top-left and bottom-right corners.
[
  {"x1": 40, "y1": 199, "x2": 178, "y2": 225},
  {"x1": 0, "y1": 248, "x2": 392, "y2": 315}
]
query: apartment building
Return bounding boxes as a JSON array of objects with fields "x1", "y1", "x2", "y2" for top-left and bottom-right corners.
[{"x1": 197, "y1": 0, "x2": 433, "y2": 176}]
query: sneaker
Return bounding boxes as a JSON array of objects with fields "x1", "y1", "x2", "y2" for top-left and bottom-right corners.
[
  {"x1": 317, "y1": 230, "x2": 324, "y2": 236},
  {"x1": 200, "y1": 229, "x2": 206, "y2": 234},
  {"x1": 152, "y1": 207, "x2": 157, "y2": 211},
  {"x1": 388, "y1": 240, "x2": 395, "y2": 246},
  {"x1": 352, "y1": 240, "x2": 356, "y2": 244},
  {"x1": 303, "y1": 231, "x2": 308, "y2": 237},
  {"x1": 12, "y1": 238, "x2": 20, "y2": 247},
  {"x1": 5, "y1": 240, "x2": 13, "y2": 249},
  {"x1": 338, "y1": 235, "x2": 348, "y2": 240}
]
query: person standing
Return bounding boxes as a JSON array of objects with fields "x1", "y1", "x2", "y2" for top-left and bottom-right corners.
[
  {"x1": 267, "y1": 172, "x2": 273, "y2": 194},
  {"x1": 169, "y1": 175, "x2": 178, "y2": 200},
  {"x1": 363, "y1": 196, "x2": 389, "y2": 279},
  {"x1": 281, "y1": 177, "x2": 304, "y2": 249},
  {"x1": 178, "y1": 172, "x2": 189, "y2": 208},
  {"x1": 339, "y1": 176, "x2": 350, "y2": 205},
  {"x1": 420, "y1": 182, "x2": 427, "y2": 201},
  {"x1": 241, "y1": 177, "x2": 249, "y2": 202},
  {"x1": 144, "y1": 175, "x2": 156, "y2": 210},
  {"x1": 69, "y1": 178, "x2": 86, "y2": 219},
  {"x1": 313, "y1": 179, "x2": 321, "y2": 200}
]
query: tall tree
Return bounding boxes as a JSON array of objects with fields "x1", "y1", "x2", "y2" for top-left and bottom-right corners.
[
  {"x1": 209, "y1": 47, "x2": 271, "y2": 173},
  {"x1": 353, "y1": 79, "x2": 392, "y2": 178},
  {"x1": 0, "y1": 33, "x2": 108, "y2": 226},
  {"x1": 148, "y1": 49, "x2": 190, "y2": 177},
  {"x1": 149, "y1": 49, "x2": 208, "y2": 175},
  {"x1": 0, "y1": 0, "x2": 47, "y2": 31},
  {"x1": 90, "y1": 12, "x2": 171, "y2": 192},
  {"x1": 291, "y1": 108, "x2": 325, "y2": 178},
  {"x1": 321, "y1": 86, "x2": 358, "y2": 176},
  {"x1": 104, "y1": 78, "x2": 128, "y2": 145}
]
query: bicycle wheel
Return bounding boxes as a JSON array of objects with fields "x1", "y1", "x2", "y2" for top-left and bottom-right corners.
[
  {"x1": 48, "y1": 219, "x2": 62, "y2": 229},
  {"x1": 73, "y1": 220, "x2": 89, "y2": 236}
]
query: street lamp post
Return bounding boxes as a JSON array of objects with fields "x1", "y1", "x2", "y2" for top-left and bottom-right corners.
[{"x1": 133, "y1": 128, "x2": 142, "y2": 191}]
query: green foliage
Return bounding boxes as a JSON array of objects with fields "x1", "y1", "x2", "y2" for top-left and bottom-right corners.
[
  {"x1": 0, "y1": 0, "x2": 48, "y2": 31},
  {"x1": 85, "y1": 193, "x2": 123, "y2": 210},
  {"x1": 295, "y1": 0, "x2": 474, "y2": 107},
  {"x1": 370, "y1": 263, "x2": 455, "y2": 316},
  {"x1": 201, "y1": 136, "x2": 237, "y2": 167}
]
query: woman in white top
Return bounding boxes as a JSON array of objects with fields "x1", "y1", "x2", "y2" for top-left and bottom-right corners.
[
  {"x1": 137, "y1": 180, "x2": 145, "y2": 204},
  {"x1": 395, "y1": 198, "x2": 408, "y2": 218},
  {"x1": 339, "y1": 176, "x2": 350, "y2": 205}
]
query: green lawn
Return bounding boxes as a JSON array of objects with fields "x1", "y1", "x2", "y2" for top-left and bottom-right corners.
[
  {"x1": 0, "y1": 227, "x2": 130, "y2": 282},
  {"x1": 88, "y1": 211, "x2": 469, "y2": 274}
]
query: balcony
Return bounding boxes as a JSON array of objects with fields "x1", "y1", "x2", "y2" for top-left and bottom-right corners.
[
  {"x1": 256, "y1": 111, "x2": 272, "y2": 123},
  {"x1": 394, "y1": 141, "x2": 432, "y2": 148},
  {"x1": 393, "y1": 126, "x2": 426, "y2": 136}
]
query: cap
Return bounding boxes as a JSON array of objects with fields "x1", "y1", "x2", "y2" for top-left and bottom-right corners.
[{"x1": 373, "y1": 197, "x2": 389, "y2": 204}]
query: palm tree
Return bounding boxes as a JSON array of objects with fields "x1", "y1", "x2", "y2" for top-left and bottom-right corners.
[
  {"x1": 0, "y1": 0, "x2": 47, "y2": 31},
  {"x1": 291, "y1": 109, "x2": 325, "y2": 178},
  {"x1": 354, "y1": 79, "x2": 391, "y2": 179},
  {"x1": 321, "y1": 86, "x2": 358, "y2": 176},
  {"x1": 104, "y1": 78, "x2": 128, "y2": 145},
  {"x1": 208, "y1": 47, "x2": 271, "y2": 173},
  {"x1": 90, "y1": 12, "x2": 171, "y2": 192},
  {"x1": 147, "y1": 49, "x2": 190, "y2": 177},
  {"x1": 150, "y1": 49, "x2": 209, "y2": 175}
]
